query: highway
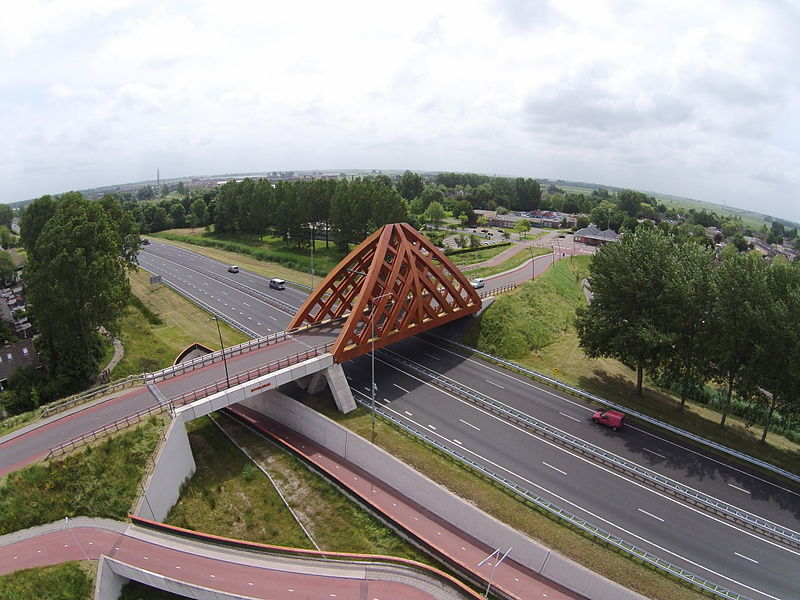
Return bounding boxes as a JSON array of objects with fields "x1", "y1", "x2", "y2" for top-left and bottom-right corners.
[
  {"x1": 138, "y1": 241, "x2": 800, "y2": 600},
  {"x1": 2, "y1": 240, "x2": 798, "y2": 599}
]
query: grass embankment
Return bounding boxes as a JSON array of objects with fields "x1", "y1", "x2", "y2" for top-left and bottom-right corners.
[
  {"x1": 464, "y1": 256, "x2": 589, "y2": 356},
  {"x1": 464, "y1": 256, "x2": 800, "y2": 476},
  {"x1": 304, "y1": 396, "x2": 706, "y2": 600},
  {"x1": 464, "y1": 246, "x2": 550, "y2": 279},
  {"x1": 167, "y1": 414, "x2": 432, "y2": 563},
  {"x1": 0, "y1": 562, "x2": 94, "y2": 600},
  {"x1": 0, "y1": 418, "x2": 164, "y2": 534},
  {"x1": 112, "y1": 269, "x2": 249, "y2": 379}
]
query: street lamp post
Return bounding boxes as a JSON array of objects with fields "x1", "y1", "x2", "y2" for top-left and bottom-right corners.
[
  {"x1": 211, "y1": 316, "x2": 231, "y2": 389},
  {"x1": 528, "y1": 247, "x2": 535, "y2": 280},
  {"x1": 310, "y1": 226, "x2": 315, "y2": 289},
  {"x1": 370, "y1": 292, "x2": 394, "y2": 445},
  {"x1": 477, "y1": 547, "x2": 512, "y2": 598}
]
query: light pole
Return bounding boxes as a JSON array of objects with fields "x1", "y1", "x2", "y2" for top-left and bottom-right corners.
[
  {"x1": 310, "y1": 226, "x2": 315, "y2": 289},
  {"x1": 369, "y1": 292, "x2": 394, "y2": 445},
  {"x1": 528, "y1": 247, "x2": 535, "y2": 280},
  {"x1": 211, "y1": 316, "x2": 230, "y2": 389},
  {"x1": 477, "y1": 547, "x2": 512, "y2": 598}
]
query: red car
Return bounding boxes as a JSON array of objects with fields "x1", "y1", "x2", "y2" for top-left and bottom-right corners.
[{"x1": 592, "y1": 410, "x2": 625, "y2": 431}]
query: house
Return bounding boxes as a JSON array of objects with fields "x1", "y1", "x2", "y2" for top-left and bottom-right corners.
[
  {"x1": 528, "y1": 210, "x2": 578, "y2": 228},
  {"x1": 573, "y1": 225, "x2": 619, "y2": 246},
  {"x1": 0, "y1": 338, "x2": 40, "y2": 390}
]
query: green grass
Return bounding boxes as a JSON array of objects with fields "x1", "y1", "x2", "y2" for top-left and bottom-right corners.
[
  {"x1": 464, "y1": 246, "x2": 550, "y2": 279},
  {"x1": 303, "y1": 396, "x2": 707, "y2": 600},
  {"x1": 463, "y1": 255, "x2": 800, "y2": 477},
  {"x1": 463, "y1": 257, "x2": 589, "y2": 356},
  {"x1": 152, "y1": 229, "x2": 342, "y2": 284},
  {"x1": 111, "y1": 269, "x2": 249, "y2": 379},
  {"x1": 0, "y1": 562, "x2": 93, "y2": 600},
  {"x1": 445, "y1": 244, "x2": 510, "y2": 266},
  {"x1": 168, "y1": 413, "x2": 433, "y2": 564},
  {"x1": 0, "y1": 418, "x2": 165, "y2": 535}
]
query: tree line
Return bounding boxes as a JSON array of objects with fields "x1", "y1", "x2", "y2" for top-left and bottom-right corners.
[
  {"x1": 575, "y1": 226, "x2": 800, "y2": 440},
  {"x1": 1, "y1": 193, "x2": 138, "y2": 416}
]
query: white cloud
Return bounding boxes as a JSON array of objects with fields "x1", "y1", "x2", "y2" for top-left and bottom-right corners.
[{"x1": 1, "y1": 0, "x2": 800, "y2": 221}]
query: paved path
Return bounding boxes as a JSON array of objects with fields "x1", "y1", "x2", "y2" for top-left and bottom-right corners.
[
  {"x1": 229, "y1": 404, "x2": 585, "y2": 600},
  {"x1": 0, "y1": 518, "x2": 468, "y2": 599}
]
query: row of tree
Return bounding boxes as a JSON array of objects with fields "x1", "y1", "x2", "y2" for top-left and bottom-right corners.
[
  {"x1": 575, "y1": 227, "x2": 799, "y2": 439},
  {"x1": 3, "y1": 193, "x2": 139, "y2": 414}
]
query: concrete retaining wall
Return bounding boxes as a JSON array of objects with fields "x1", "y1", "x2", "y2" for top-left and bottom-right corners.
[
  {"x1": 133, "y1": 417, "x2": 196, "y2": 522},
  {"x1": 242, "y1": 391, "x2": 646, "y2": 600}
]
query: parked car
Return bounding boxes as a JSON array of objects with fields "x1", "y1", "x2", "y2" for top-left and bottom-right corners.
[
  {"x1": 592, "y1": 410, "x2": 625, "y2": 431},
  {"x1": 471, "y1": 278, "x2": 485, "y2": 289},
  {"x1": 228, "y1": 265, "x2": 239, "y2": 273},
  {"x1": 269, "y1": 278, "x2": 286, "y2": 290}
]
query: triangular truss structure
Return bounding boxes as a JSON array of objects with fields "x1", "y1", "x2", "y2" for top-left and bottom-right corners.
[{"x1": 289, "y1": 223, "x2": 482, "y2": 362}]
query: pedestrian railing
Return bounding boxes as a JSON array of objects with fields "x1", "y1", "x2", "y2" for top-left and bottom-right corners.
[{"x1": 45, "y1": 342, "x2": 333, "y2": 458}]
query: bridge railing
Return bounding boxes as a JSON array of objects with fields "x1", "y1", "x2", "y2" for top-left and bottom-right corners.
[
  {"x1": 45, "y1": 342, "x2": 333, "y2": 458},
  {"x1": 170, "y1": 341, "x2": 333, "y2": 407},
  {"x1": 383, "y1": 349, "x2": 800, "y2": 549}
]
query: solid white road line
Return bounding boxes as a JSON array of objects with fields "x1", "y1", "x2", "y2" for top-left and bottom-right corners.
[
  {"x1": 638, "y1": 508, "x2": 665, "y2": 522},
  {"x1": 643, "y1": 448, "x2": 667, "y2": 459},
  {"x1": 460, "y1": 418, "x2": 480, "y2": 431},
  {"x1": 734, "y1": 552, "x2": 759, "y2": 564},
  {"x1": 728, "y1": 484, "x2": 750, "y2": 494},
  {"x1": 542, "y1": 462, "x2": 567, "y2": 476}
]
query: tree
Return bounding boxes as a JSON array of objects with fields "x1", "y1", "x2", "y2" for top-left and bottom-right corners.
[
  {"x1": 707, "y1": 251, "x2": 769, "y2": 426},
  {"x1": 397, "y1": 170, "x2": 424, "y2": 201},
  {"x1": 0, "y1": 204, "x2": 13, "y2": 230},
  {"x1": 575, "y1": 228, "x2": 677, "y2": 395},
  {"x1": 0, "y1": 226, "x2": 13, "y2": 249},
  {"x1": 513, "y1": 219, "x2": 530, "y2": 240},
  {"x1": 423, "y1": 201, "x2": 445, "y2": 229},
  {"x1": 22, "y1": 193, "x2": 139, "y2": 393},
  {"x1": 660, "y1": 241, "x2": 715, "y2": 410},
  {"x1": 176, "y1": 181, "x2": 187, "y2": 195},
  {"x1": 750, "y1": 261, "x2": 800, "y2": 440},
  {"x1": 501, "y1": 229, "x2": 511, "y2": 242},
  {"x1": 0, "y1": 250, "x2": 15, "y2": 284}
]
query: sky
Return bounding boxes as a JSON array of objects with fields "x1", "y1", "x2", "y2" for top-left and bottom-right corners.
[{"x1": 2, "y1": 0, "x2": 800, "y2": 222}]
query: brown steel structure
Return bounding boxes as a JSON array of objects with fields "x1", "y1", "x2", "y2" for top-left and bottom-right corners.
[{"x1": 288, "y1": 223, "x2": 482, "y2": 362}]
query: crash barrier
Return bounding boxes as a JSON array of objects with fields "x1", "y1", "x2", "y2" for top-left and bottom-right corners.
[
  {"x1": 352, "y1": 393, "x2": 751, "y2": 600},
  {"x1": 425, "y1": 333, "x2": 800, "y2": 488},
  {"x1": 384, "y1": 349, "x2": 800, "y2": 550}
]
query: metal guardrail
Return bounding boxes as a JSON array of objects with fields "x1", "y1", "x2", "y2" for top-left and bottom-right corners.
[
  {"x1": 479, "y1": 283, "x2": 517, "y2": 298},
  {"x1": 47, "y1": 400, "x2": 174, "y2": 459},
  {"x1": 46, "y1": 341, "x2": 334, "y2": 457},
  {"x1": 142, "y1": 245, "x2": 299, "y2": 314},
  {"x1": 425, "y1": 333, "x2": 800, "y2": 488},
  {"x1": 40, "y1": 373, "x2": 149, "y2": 418},
  {"x1": 383, "y1": 349, "x2": 800, "y2": 549},
  {"x1": 169, "y1": 341, "x2": 333, "y2": 406},
  {"x1": 352, "y1": 392, "x2": 751, "y2": 600}
]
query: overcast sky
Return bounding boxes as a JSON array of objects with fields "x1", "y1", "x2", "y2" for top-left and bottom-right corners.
[{"x1": 2, "y1": 1, "x2": 799, "y2": 222}]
